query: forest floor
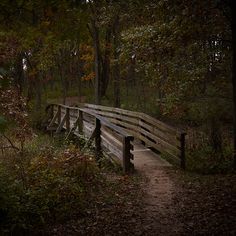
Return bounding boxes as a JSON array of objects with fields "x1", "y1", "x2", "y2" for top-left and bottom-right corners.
[{"x1": 45, "y1": 146, "x2": 236, "y2": 236}]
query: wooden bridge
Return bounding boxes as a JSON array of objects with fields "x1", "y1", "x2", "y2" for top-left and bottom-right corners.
[{"x1": 46, "y1": 103, "x2": 186, "y2": 173}]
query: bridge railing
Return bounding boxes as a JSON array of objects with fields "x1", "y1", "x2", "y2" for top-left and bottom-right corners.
[
  {"x1": 46, "y1": 104, "x2": 134, "y2": 173},
  {"x1": 81, "y1": 103, "x2": 186, "y2": 169}
]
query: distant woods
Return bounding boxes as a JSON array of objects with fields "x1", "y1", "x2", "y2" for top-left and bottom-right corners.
[{"x1": 0, "y1": 0, "x2": 236, "y2": 168}]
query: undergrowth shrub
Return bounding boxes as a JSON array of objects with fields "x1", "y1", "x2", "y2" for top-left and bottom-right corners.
[
  {"x1": 0, "y1": 136, "x2": 101, "y2": 233},
  {"x1": 186, "y1": 145, "x2": 234, "y2": 174}
]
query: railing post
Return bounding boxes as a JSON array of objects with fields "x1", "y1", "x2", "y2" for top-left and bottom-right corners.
[
  {"x1": 50, "y1": 104, "x2": 54, "y2": 119},
  {"x1": 180, "y1": 133, "x2": 186, "y2": 170},
  {"x1": 66, "y1": 107, "x2": 70, "y2": 131},
  {"x1": 123, "y1": 136, "x2": 134, "y2": 173},
  {"x1": 95, "y1": 118, "x2": 101, "y2": 161},
  {"x1": 78, "y1": 110, "x2": 83, "y2": 134},
  {"x1": 58, "y1": 106, "x2": 61, "y2": 124}
]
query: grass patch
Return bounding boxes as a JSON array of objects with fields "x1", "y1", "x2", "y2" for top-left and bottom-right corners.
[{"x1": 0, "y1": 135, "x2": 101, "y2": 233}]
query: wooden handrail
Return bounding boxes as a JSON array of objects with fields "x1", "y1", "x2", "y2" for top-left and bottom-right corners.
[
  {"x1": 80, "y1": 109, "x2": 133, "y2": 138},
  {"x1": 81, "y1": 103, "x2": 183, "y2": 134},
  {"x1": 46, "y1": 103, "x2": 187, "y2": 170},
  {"x1": 81, "y1": 103, "x2": 187, "y2": 169},
  {"x1": 46, "y1": 104, "x2": 134, "y2": 173}
]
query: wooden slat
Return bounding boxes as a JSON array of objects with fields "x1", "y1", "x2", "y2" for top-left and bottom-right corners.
[
  {"x1": 83, "y1": 103, "x2": 180, "y2": 133},
  {"x1": 83, "y1": 103, "x2": 141, "y2": 118},
  {"x1": 80, "y1": 109, "x2": 133, "y2": 138},
  {"x1": 83, "y1": 112, "x2": 95, "y2": 124},
  {"x1": 139, "y1": 120, "x2": 180, "y2": 146},
  {"x1": 101, "y1": 126, "x2": 123, "y2": 142},
  {"x1": 83, "y1": 121, "x2": 94, "y2": 138},
  {"x1": 86, "y1": 106, "x2": 180, "y2": 148},
  {"x1": 82, "y1": 104, "x2": 182, "y2": 149},
  {"x1": 56, "y1": 113, "x2": 67, "y2": 133},
  {"x1": 83, "y1": 108, "x2": 139, "y2": 126},
  {"x1": 47, "y1": 103, "x2": 185, "y2": 170},
  {"x1": 101, "y1": 136, "x2": 123, "y2": 160},
  {"x1": 123, "y1": 136, "x2": 134, "y2": 172},
  {"x1": 101, "y1": 129, "x2": 123, "y2": 149},
  {"x1": 47, "y1": 109, "x2": 59, "y2": 128},
  {"x1": 137, "y1": 134, "x2": 180, "y2": 161},
  {"x1": 139, "y1": 113, "x2": 180, "y2": 134},
  {"x1": 139, "y1": 127, "x2": 180, "y2": 153},
  {"x1": 107, "y1": 117, "x2": 140, "y2": 133}
]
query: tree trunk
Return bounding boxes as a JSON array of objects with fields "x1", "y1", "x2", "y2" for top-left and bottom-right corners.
[
  {"x1": 113, "y1": 16, "x2": 121, "y2": 108},
  {"x1": 91, "y1": 20, "x2": 101, "y2": 105},
  {"x1": 101, "y1": 27, "x2": 112, "y2": 97},
  {"x1": 210, "y1": 118, "x2": 222, "y2": 153},
  {"x1": 231, "y1": 1, "x2": 236, "y2": 169},
  {"x1": 14, "y1": 52, "x2": 24, "y2": 93}
]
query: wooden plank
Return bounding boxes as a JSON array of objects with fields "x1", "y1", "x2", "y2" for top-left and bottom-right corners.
[
  {"x1": 83, "y1": 109, "x2": 139, "y2": 126},
  {"x1": 107, "y1": 117, "x2": 140, "y2": 133},
  {"x1": 53, "y1": 106, "x2": 58, "y2": 114},
  {"x1": 101, "y1": 129, "x2": 123, "y2": 149},
  {"x1": 80, "y1": 109, "x2": 133, "y2": 138},
  {"x1": 139, "y1": 120, "x2": 180, "y2": 146},
  {"x1": 83, "y1": 103, "x2": 141, "y2": 119},
  {"x1": 96, "y1": 112, "x2": 180, "y2": 152},
  {"x1": 66, "y1": 108, "x2": 70, "y2": 130},
  {"x1": 83, "y1": 103, "x2": 181, "y2": 133},
  {"x1": 83, "y1": 106, "x2": 181, "y2": 149},
  {"x1": 56, "y1": 113, "x2": 67, "y2": 133},
  {"x1": 78, "y1": 110, "x2": 83, "y2": 135},
  {"x1": 95, "y1": 118, "x2": 101, "y2": 161},
  {"x1": 123, "y1": 136, "x2": 134, "y2": 173},
  {"x1": 139, "y1": 113, "x2": 181, "y2": 134},
  {"x1": 83, "y1": 125, "x2": 93, "y2": 138},
  {"x1": 83, "y1": 103, "x2": 183, "y2": 137},
  {"x1": 82, "y1": 120, "x2": 95, "y2": 138},
  {"x1": 47, "y1": 108, "x2": 59, "y2": 128},
  {"x1": 48, "y1": 103, "x2": 185, "y2": 171},
  {"x1": 138, "y1": 134, "x2": 180, "y2": 161},
  {"x1": 67, "y1": 105, "x2": 179, "y2": 156},
  {"x1": 101, "y1": 126, "x2": 123, "y2": 142},
  {"x1": 69, "y1": 109, "x2": 78, "y2": 117},
  {"x1": 139, "y1": 127, "x2": 180, "y2": 154},
  {"x1": 101, "y1": 136, "x2": 123, "y2": 160},
  {"x1": 58, "y1": 106, "x2": 61, "y2": 124},
  {"x1": 83, "y1": 112, "x2": 95, "y2": 124},
  {"x1": 81, "y1": 128, "x2": 96, "y2": 152},
  {"x1": 117, "y1": 126, "x2": 180, "y2": 159},
  {"x1": 61, "y1": 106, "x2": 66, "y2": 114}
]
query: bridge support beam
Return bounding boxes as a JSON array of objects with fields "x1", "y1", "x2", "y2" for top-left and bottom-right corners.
[
  {"x1": 123, "y1": 136, "x2": 134, "y2": 173},
  {"x1": 95, "y1": 118, "x2": 102, "y2": 162},
  {"x1": 78, "y1": 110, "x2": 83, "y2": 135}
]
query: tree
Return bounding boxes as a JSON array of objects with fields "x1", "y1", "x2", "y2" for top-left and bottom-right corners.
[{"x1": 229, "y1": 0, "x2": 236, "y2": 168}]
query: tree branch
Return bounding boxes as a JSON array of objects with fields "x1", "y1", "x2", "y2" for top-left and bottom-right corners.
[{"x1": 1, "y1": 134, "x2": 20, "y2": 151}]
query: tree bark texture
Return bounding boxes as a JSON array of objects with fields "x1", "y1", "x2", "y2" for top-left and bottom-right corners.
[
  {"x1": 231, "y1": 0, "x2": 236, "y2": 169},
  {"x1": 113, "y1": 16, "x2": 121, "y2": 108}
]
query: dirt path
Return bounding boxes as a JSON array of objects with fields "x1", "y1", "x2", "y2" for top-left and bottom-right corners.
[
  {"x1": 133, "y1": 142, "x2": 236, "y2": 236},
  {"x1": 133, "y1": 143, "x2": 183, "y2": 235}
]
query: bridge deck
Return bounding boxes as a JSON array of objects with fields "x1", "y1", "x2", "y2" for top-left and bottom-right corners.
[{"x1": 132, "y1": 142, "x2": 172, "y2": 169}]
